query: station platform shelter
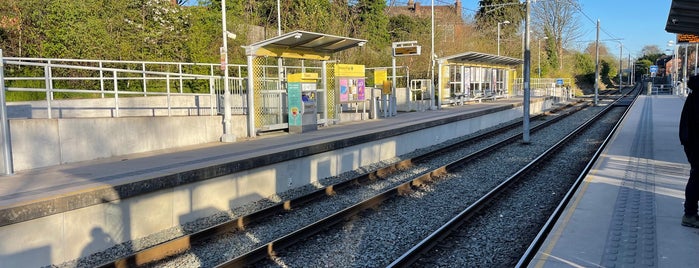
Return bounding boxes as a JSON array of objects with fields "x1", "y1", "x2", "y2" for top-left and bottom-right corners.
[
  {"x1": 240, "y1": 30, "x2": 368, "y2": 136},
  {"x1": 437, "y1": 52, "x2": 523, "y2": 106}
]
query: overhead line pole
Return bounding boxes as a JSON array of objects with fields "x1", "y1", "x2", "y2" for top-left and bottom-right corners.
[
  {"x1": 431, "y1": 0, "x2": 435, "y2": 110},
  {"x1": 594, "y1": 20, "x2": 600, "y2": 106},
  {"x1": 523, "y1": 0, "x2": 531, "y2": 144}
]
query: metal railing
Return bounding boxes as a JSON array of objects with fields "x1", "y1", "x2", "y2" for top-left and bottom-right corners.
[
  {"x1": 513, "y1": 78, "x2": 574, "y2": 99},
  {"x1": 1, "y1": 57, "x2": 250, "y2": 119}
]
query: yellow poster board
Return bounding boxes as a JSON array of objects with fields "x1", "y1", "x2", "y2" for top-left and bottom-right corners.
[{"x1": 374, "y1": 69, "x2": 387, "y2": 86}]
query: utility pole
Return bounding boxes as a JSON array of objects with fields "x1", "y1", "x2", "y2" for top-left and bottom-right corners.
[
  {"x1": 594, "y1": 20, "x2": 600, "y2": 106},
  {"x1": 618, "y1": 41, "x2": 622, "y2": 91},
  {"x1": 431, "y1": 0, "x2": 435, "y2": 110},
  {"x1": 523, "y1": 0, "x2": 531, "y2": 143}
]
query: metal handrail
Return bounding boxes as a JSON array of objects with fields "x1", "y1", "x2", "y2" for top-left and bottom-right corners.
[{"x1": 2, "y1": 59, "x2": 225, "y2": 119}]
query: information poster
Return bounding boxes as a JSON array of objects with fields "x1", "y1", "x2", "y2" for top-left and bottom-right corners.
[
  {"x1": 287, "y1": 82, "x2": 302, "y2": 126},
  {"x1": 339, "y1": 79, "x2": 349, "y2": 102},
  {"x1": 357, "y1": 79, "x2": 365, "y2": 100}
]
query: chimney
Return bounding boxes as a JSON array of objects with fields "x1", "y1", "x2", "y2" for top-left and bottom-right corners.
[{"x1": 455, "y1": 0, "x2": 462, "y2": 17}]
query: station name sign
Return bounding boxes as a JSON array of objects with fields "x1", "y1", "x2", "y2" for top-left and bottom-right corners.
[{"x1": 678, "y1": 33, "x2": 699, "y2": 43}]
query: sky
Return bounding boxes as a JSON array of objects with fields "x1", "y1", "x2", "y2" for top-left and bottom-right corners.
[{"x1": 407, "y1": 0, "x2": 677, "y2": 58}]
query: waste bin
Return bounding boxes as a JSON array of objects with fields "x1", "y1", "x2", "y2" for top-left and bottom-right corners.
[{"x1": 288, "y1": 82, "x2": 317, "y2": 134}]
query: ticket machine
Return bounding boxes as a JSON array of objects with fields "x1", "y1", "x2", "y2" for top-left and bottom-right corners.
[{"x1": 287, "y1": 73, "x2": 318, "y2": 133}]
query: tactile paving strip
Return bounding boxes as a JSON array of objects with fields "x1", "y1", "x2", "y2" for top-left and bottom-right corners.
[{"x1": 601, "y1": 97, "x2": 657, "y2": 267}]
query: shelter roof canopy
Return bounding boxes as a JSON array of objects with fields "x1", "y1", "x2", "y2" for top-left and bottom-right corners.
[
  {"x1": 437, "y1": 52, "x2": 522, "y2": 67},
  {"x1": 243, "y1": 30, "x2": 368, "y2": 60},
  {"x1": 666, "y1": 0, "x2": 699, "y2": 35}
]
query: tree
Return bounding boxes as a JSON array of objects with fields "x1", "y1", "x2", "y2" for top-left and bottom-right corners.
[
  {"x1": 531, "y1": 0, "x2": 583, "y2": 70},
  {"x1": 0, "y1": 0, "x2": 23, "y2": 57},
  {"x1": 475, "y1": 0, "x2": 523, "y2": 34},
  {"x1": 641, "y1": 45, "x2": 662, "y2": 57},
  {"x1": 353, "y1": 0, "x2": 390, "y2": 49},
  {"x1": 474, "y1": 0, "x2": 523, "y2": 56},
  {"x1": 388, "y1": 14, "x2": 429, "y2": 43}
]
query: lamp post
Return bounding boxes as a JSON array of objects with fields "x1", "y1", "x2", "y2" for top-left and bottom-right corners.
[
  {"x1": 220, "y1": 0, "x2": 235, "y2": 142},
  {"x1": 497, "y1": 20, "x2": 510, "y2": 56},
  {"x1": 538, "y1": 36, "x2": 548, "y2": 78}
]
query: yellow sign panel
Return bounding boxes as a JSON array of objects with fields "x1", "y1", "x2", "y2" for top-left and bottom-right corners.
[
  {"x1": 335, "y1": 64, "x2": 365, "y2": 77},
  {"x1": 288, "y1": 73, "x2": 318, "y2": 83},
  {"x1": 374, "y1": 69, "x2": 387, "y2": 86},
  {"x1": 678, "y1": 34, "x2": 699, "y2": 43}
]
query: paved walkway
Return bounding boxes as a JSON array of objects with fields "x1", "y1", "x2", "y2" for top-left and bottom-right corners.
[{"x1": 531, "y1": 95, "x2": 699, "y2": 267}]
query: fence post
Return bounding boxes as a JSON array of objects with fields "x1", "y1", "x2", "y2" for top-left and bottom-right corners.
[
  {"x1": 142, "y1": 62, "x2": 147, "y2": 97},
  {"x1": 167, "y1": 74, "x2": 171, "y2": 117},
  {"x1": 178, "y1": 63, "x2": 183, "y2": 93},
  {"x1": 99, "y1": 61, "x2": 105, "y2": 98},
  {"x1": 45, "y1": 61, "x2": 53, "y2": 119},
  {"x1": 113, "y1": 71, "x2": 119, "y2": 117},
  {"x1": 0, "y1": 49, "x2": 14, "y2": 175}
]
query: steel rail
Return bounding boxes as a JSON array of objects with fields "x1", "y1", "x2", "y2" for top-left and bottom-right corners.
[
  {"x1": 387, "y1": 90, "x2": 633, "y2": 267},
  {"x1": 215, "y1": 102, "x2": 594, "y2": 267},
  {"x1": 514, "y1": 84, "x2": 641, "y2": 267}
]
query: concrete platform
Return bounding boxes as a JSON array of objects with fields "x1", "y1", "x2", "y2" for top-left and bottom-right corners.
[
  {"x1": 531, "y1": 95, "x2": 699, "y2": 267},
  {"x1": 0, "y1": 96, "x2": 554, "y2": 267}
]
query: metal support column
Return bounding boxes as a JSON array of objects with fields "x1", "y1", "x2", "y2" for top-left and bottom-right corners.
[
  {"x1": 0, "y1": 50, "x2": 13, "y2": 175},
  {"x1": 246, "y1": 55, "x2": 256, "y2": 138},
  {"x1": 523, "y1": 0, "x2": 532, "y2": 143}
]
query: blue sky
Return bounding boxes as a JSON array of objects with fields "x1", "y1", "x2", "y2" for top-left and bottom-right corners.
[{"x1": 413, "y1": 0, "x2": 676, "y2": 57}]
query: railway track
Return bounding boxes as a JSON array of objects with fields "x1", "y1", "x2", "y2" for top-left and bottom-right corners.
[
  {"x1": 392, "y1": 88, "x2": 638, "y2": 267},
  {"x1": 94, "y1": 88, "x2": 634, "y2": 268}
]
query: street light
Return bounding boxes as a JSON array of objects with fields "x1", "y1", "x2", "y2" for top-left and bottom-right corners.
[
  {"x1": 497, "y1": 20, "x2": 510, "y2": 56},
  {"x1": 538, "y1": 36, "x2": 548, "y2": 78},
  {"x1": 220, "y1": 0, "x2": 236, "y2": 143}
]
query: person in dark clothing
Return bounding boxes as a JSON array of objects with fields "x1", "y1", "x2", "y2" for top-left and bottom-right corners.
[{"x1": 680, "y1": 75, "x2": 699, "y2": 227}]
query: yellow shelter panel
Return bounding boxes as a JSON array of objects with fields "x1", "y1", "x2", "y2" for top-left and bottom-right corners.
[
  {"x1": 254, "y1": 47, "x2": 331, "y2": 61},
  {"x1": 326, "y1": 62, "x2": 336, "y2": 119},
  {"x1": 508, "y1": 70, "x2": 517, "y2": 95},
  {"x1": 253, "y1": 57, "x2": 265, "y2": 128},
  {"x1": 440, "y1": 65, "x2": 450, "y2": 99}
]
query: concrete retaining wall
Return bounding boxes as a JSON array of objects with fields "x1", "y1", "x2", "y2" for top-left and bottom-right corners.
[{"x1": 3, "y1": 115, "x2": 248, "y2": 172}]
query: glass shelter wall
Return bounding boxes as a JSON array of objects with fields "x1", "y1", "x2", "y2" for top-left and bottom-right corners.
[{"x1": 443, "y1": 64, "x2": 512, "y2": 104}]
